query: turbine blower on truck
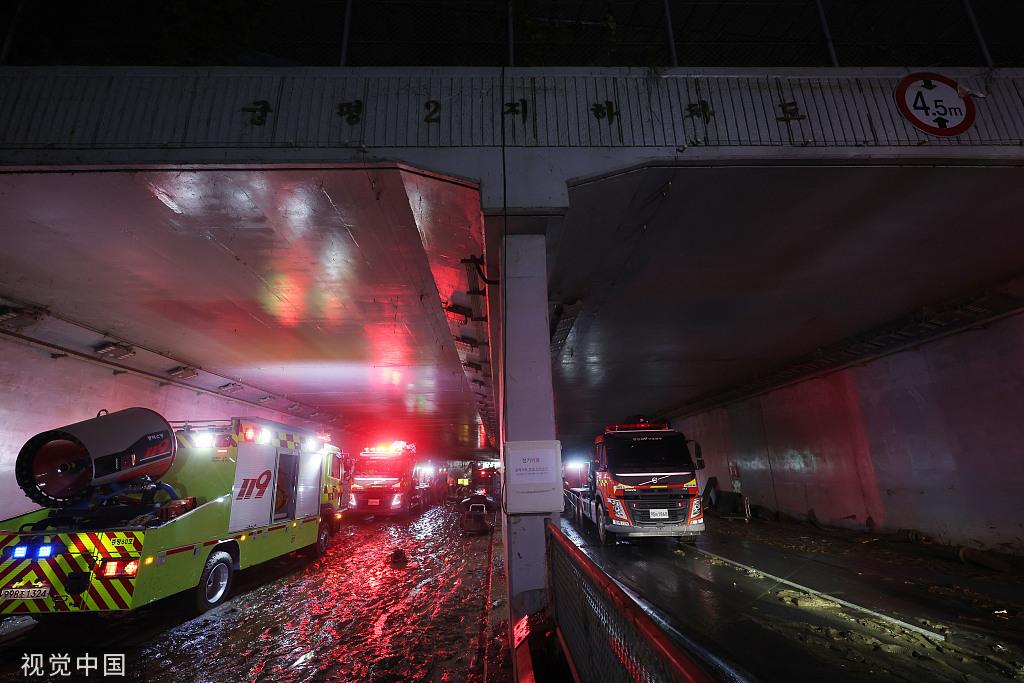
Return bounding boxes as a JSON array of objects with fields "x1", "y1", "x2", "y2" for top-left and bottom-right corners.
[{"x1": 1, "y1": 408, "x2": 348, "y2": 616}]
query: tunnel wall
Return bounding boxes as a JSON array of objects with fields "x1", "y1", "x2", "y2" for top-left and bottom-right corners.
[
  {"x1": 675, "y1": 312, "x2": 1024, "y2": 553},
  {"x1": 0, "y1": 338, "x2": 346, "y2": 520}
]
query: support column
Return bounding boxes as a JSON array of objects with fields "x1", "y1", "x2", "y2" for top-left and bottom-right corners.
[{"x1": 501, "y1": 233, "x2": 559, "y2": 619}]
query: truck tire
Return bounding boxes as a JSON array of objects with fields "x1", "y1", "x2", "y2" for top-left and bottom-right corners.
[
  {"x1": 308, "y1": 521, "x2": 331, "y2": 559},
  {"x1": 322, "y1": 507, "x2": 338, "y2": 536},
  {"x1": 194, "y1": 551, "x2": 233, "y2": 613},
  {"x1": 597, "y1": 503, "x2": 614, "y2": 546}
]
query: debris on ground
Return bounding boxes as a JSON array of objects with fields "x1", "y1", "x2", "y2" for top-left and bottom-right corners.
[
  {"x1": 0, "y1": 504, "x2": 507, "y2": 683},
  {"x1": 776, "y1": 589, "x2": 840, "y2": 610}
]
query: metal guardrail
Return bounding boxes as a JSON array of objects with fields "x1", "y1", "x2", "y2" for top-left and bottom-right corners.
[{"x1": 546, "y1": 521, "x2": 713, "y2": 683}]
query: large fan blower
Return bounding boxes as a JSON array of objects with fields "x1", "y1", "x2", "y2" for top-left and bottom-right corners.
[{"x1": 15, "y1": 407, "x2": 176, "y2": 507}]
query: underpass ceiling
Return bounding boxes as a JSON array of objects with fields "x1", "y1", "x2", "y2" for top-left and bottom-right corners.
[
  {"x1": 549, "y1": 164, "x2": 1024, "y2": 456},
  {"x1": 0, "y1": 167, "x2": 494, "y2": 458}
]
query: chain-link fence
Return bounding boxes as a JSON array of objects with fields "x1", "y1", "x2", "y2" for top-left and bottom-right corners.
[
  {"x1": 348, "y1": 0, "x2": 507, "y2": 66},
  {"x1": 1, "y1": 0, "x2": 1020, "y2": 67},
  {"x1": 513, "y1": 0, "x2": 671, "y2": 67},
  {"x1": 546, "y1": 522, "x2": 712, "y2": 683}
]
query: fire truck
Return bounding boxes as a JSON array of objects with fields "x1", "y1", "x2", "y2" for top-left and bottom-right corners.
[
  {"x1": 348, "y1": 441, "x2": 431, "y2": 515},
  {"x1": 470, "y1": 462, "x2": 501, "y2": 497},
  {"x1": 567, "y1": 419, "x2": 706, "y2": 546},
  {"x1": 0, "y1": 408, "x2": 347, "y2": 616}
]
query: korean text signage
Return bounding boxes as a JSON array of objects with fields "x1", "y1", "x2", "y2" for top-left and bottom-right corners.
[{"x1": 895, "y1": 72, "x2": 976, "y2": 137}]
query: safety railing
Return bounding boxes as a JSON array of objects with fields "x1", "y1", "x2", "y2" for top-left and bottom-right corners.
[{"x1": 546, "y1": 521, "x2": 713, "y2": 683}]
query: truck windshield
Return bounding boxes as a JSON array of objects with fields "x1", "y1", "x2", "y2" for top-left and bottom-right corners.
[
  {"x1": 604, "y1": 432, "x2": 694, "y2": 473},
  {"x1": 354, "y1": 457, "x2": 405, "y2": 477}
]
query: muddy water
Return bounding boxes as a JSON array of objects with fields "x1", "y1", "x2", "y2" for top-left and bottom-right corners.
[{"x1": 0, "y1": 504, "x2": 495, "y2": 683}]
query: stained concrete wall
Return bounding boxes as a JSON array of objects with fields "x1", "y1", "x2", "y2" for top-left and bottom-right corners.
[
  {"x1": 0, "y1": 338, "x2": 346, "y2": 519},
  {"x1": 676, "y1": 312, "x2": 1024, "y2": 553}
]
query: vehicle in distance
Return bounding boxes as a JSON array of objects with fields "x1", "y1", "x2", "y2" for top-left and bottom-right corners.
[{"x1": 568, "y1": 418, "x2": 705, "y2": 546}]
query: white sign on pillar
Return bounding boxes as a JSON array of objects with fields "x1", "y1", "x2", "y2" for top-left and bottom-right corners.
[{"x1": 504, "y1": 440, "x2": 563, "y2": 514}]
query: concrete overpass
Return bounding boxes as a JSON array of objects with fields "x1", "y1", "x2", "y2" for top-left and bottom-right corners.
[{"x1": 1, "y1": 66, "x2": 1023, "y2": 657}]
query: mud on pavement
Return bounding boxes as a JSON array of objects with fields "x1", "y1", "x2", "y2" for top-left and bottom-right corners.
[{"x1": 0, "y1": 504, "x2": 500, "y2": 683}]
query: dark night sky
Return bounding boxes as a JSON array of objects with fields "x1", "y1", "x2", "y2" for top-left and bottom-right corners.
[{"x1": 2, "y1": 0, "x2": 1022, "y2": 68}]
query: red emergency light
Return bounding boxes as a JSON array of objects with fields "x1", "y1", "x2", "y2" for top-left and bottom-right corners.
[
  {"x1": 605, "y1": 422, "x2": 669, "y2": 432},
  {"x1": 361, "y1": 440, "x2": 416, "y2": 455},
  {"x1": 99, "y1": 558, "x2": 139, "y2": 578}
]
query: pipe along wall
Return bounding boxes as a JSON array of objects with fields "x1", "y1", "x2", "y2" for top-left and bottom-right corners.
[{"x1": 0, "y1": 336, "x2": 344, "y2": 520}]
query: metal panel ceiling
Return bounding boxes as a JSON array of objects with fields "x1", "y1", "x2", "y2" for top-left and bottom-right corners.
[
  {"x1": 549, "y1": 164, "x2": 1024, "y2": 457},
  {"x1": 0, "y1": 167, "x2": 493, "y2": 457}
]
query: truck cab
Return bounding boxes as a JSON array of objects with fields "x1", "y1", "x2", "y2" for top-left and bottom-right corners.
[
  {"x1": 470, "y1": 461, "x2": 501, "y2": 497},
  {"x1": 348, "y1": 441, "x2": 426, "y2": 516},
  {"x1": 573, "y1": 419, "x2": 706, "y2": 545},
  {"x1": 320, "y1": 447, "x2": 350, "y2": 533}
]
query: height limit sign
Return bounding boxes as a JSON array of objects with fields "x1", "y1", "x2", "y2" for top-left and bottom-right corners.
[{"x1": 895, "y1": 72, "x2": 976, "y2": 137}]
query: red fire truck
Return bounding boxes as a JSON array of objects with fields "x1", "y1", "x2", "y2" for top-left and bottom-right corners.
[
  {"x1": 347, "y1": 441, "x2": 430, "y2": 516},
  {"x1": 568, "y1": 419, "x2": 706, "y2": 546}
]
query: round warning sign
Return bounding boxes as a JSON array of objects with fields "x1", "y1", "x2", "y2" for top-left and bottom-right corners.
[{"x1": 895, "y1": 72, "x2": 976, "y2": 137}]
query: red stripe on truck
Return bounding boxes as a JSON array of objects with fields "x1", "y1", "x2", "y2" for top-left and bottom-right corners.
[{"x1": 165, "y1": 545, "x2": 194, "y2": 556}]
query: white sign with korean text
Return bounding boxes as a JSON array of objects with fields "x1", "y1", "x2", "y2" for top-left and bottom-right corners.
[{"x1": 504, "y1": 440, "x2": 563, "y2": 514}]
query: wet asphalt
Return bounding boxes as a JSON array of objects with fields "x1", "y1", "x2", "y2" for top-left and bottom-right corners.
[
  {"x1": 0, "y1": 504, "x2": 494, "y2": 683},
  {"x1": 3, "y1": 506, "x2": 1021, "y2": 683},
  {"x1": 561, "y1": 517, "x2": 1024, "y2": 683}
]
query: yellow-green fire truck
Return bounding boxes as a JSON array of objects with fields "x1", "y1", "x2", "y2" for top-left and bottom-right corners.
[{"x1": 0, "y1": 407, "x2": 348, "y2": 615}]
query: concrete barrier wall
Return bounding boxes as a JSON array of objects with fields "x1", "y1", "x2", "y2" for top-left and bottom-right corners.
[
  {"x1": 676, "y1": 312, "x2": 1024, "y2": 553},
  {"x1": 0, "y1": 337, "x2": 346, "y2": 520}
]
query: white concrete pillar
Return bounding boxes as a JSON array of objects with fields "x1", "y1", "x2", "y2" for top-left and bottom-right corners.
[{"x1": 501, "y1": 234, "x2": 560, "y2": 618}]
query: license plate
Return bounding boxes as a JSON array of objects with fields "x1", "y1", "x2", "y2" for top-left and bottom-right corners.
[
  {"x1": 367, "y1": 499, "x2": 380, "y2": 506},
  {"x1": 649, "y1": 509, "x2": 669, "y2": 519},
  {"x1": 1, "y1": 586, "x2": 50, "y2": 600}
]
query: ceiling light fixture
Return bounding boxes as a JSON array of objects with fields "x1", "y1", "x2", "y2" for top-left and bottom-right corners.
[
  {"x1": 94, "y1": 342, "x2": 136, "y2": 360},
  {"x1": 167, "y1": 366, "x2": 199, "y2": 380},
  {"x1": 0, "y1": 306, "x2": 23, "y2": 323}
]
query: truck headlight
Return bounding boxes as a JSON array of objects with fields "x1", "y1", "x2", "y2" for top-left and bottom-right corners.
[{"x1": 609, "y1": 498, "x2": 628, "y2": 521}]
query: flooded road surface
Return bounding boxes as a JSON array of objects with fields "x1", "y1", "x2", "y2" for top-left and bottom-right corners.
[
  {"x1": 0, "y1": 505, "x2": 496, "y2": 683},
  {"x1": 562, "y1": 518, "x2": 1024, "y2": 683}
]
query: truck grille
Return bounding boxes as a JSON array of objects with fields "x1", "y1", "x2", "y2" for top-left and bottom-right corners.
[{"x1": 623, "y1": 494, "x2": 690, "y2": 526}]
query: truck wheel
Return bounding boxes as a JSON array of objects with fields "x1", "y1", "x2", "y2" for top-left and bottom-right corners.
[
  {"x1": 597, "y1": 504, "x2": 613, "y2": 546},
  {"x1": 309, "y1": 522, "x2": 331, "y2": 558},
  {"x1": 195, "y1": 551, "x2": 233, "y2": 613},
  {"x1": 321, "y1": 508, "x2": 337, "y2": 536}
]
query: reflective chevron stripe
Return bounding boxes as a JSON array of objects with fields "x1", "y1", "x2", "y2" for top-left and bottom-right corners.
[{"x1": 0, "y1": 531, "x2": 144, "y2": 613}]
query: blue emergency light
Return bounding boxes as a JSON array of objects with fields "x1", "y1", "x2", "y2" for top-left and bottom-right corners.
[
  {"x1": 36, "y1": 544, "x2": 53, "y2": 559},
  {"x1": 12, "y1": 546, "x2": 27, "y2": 559}
]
